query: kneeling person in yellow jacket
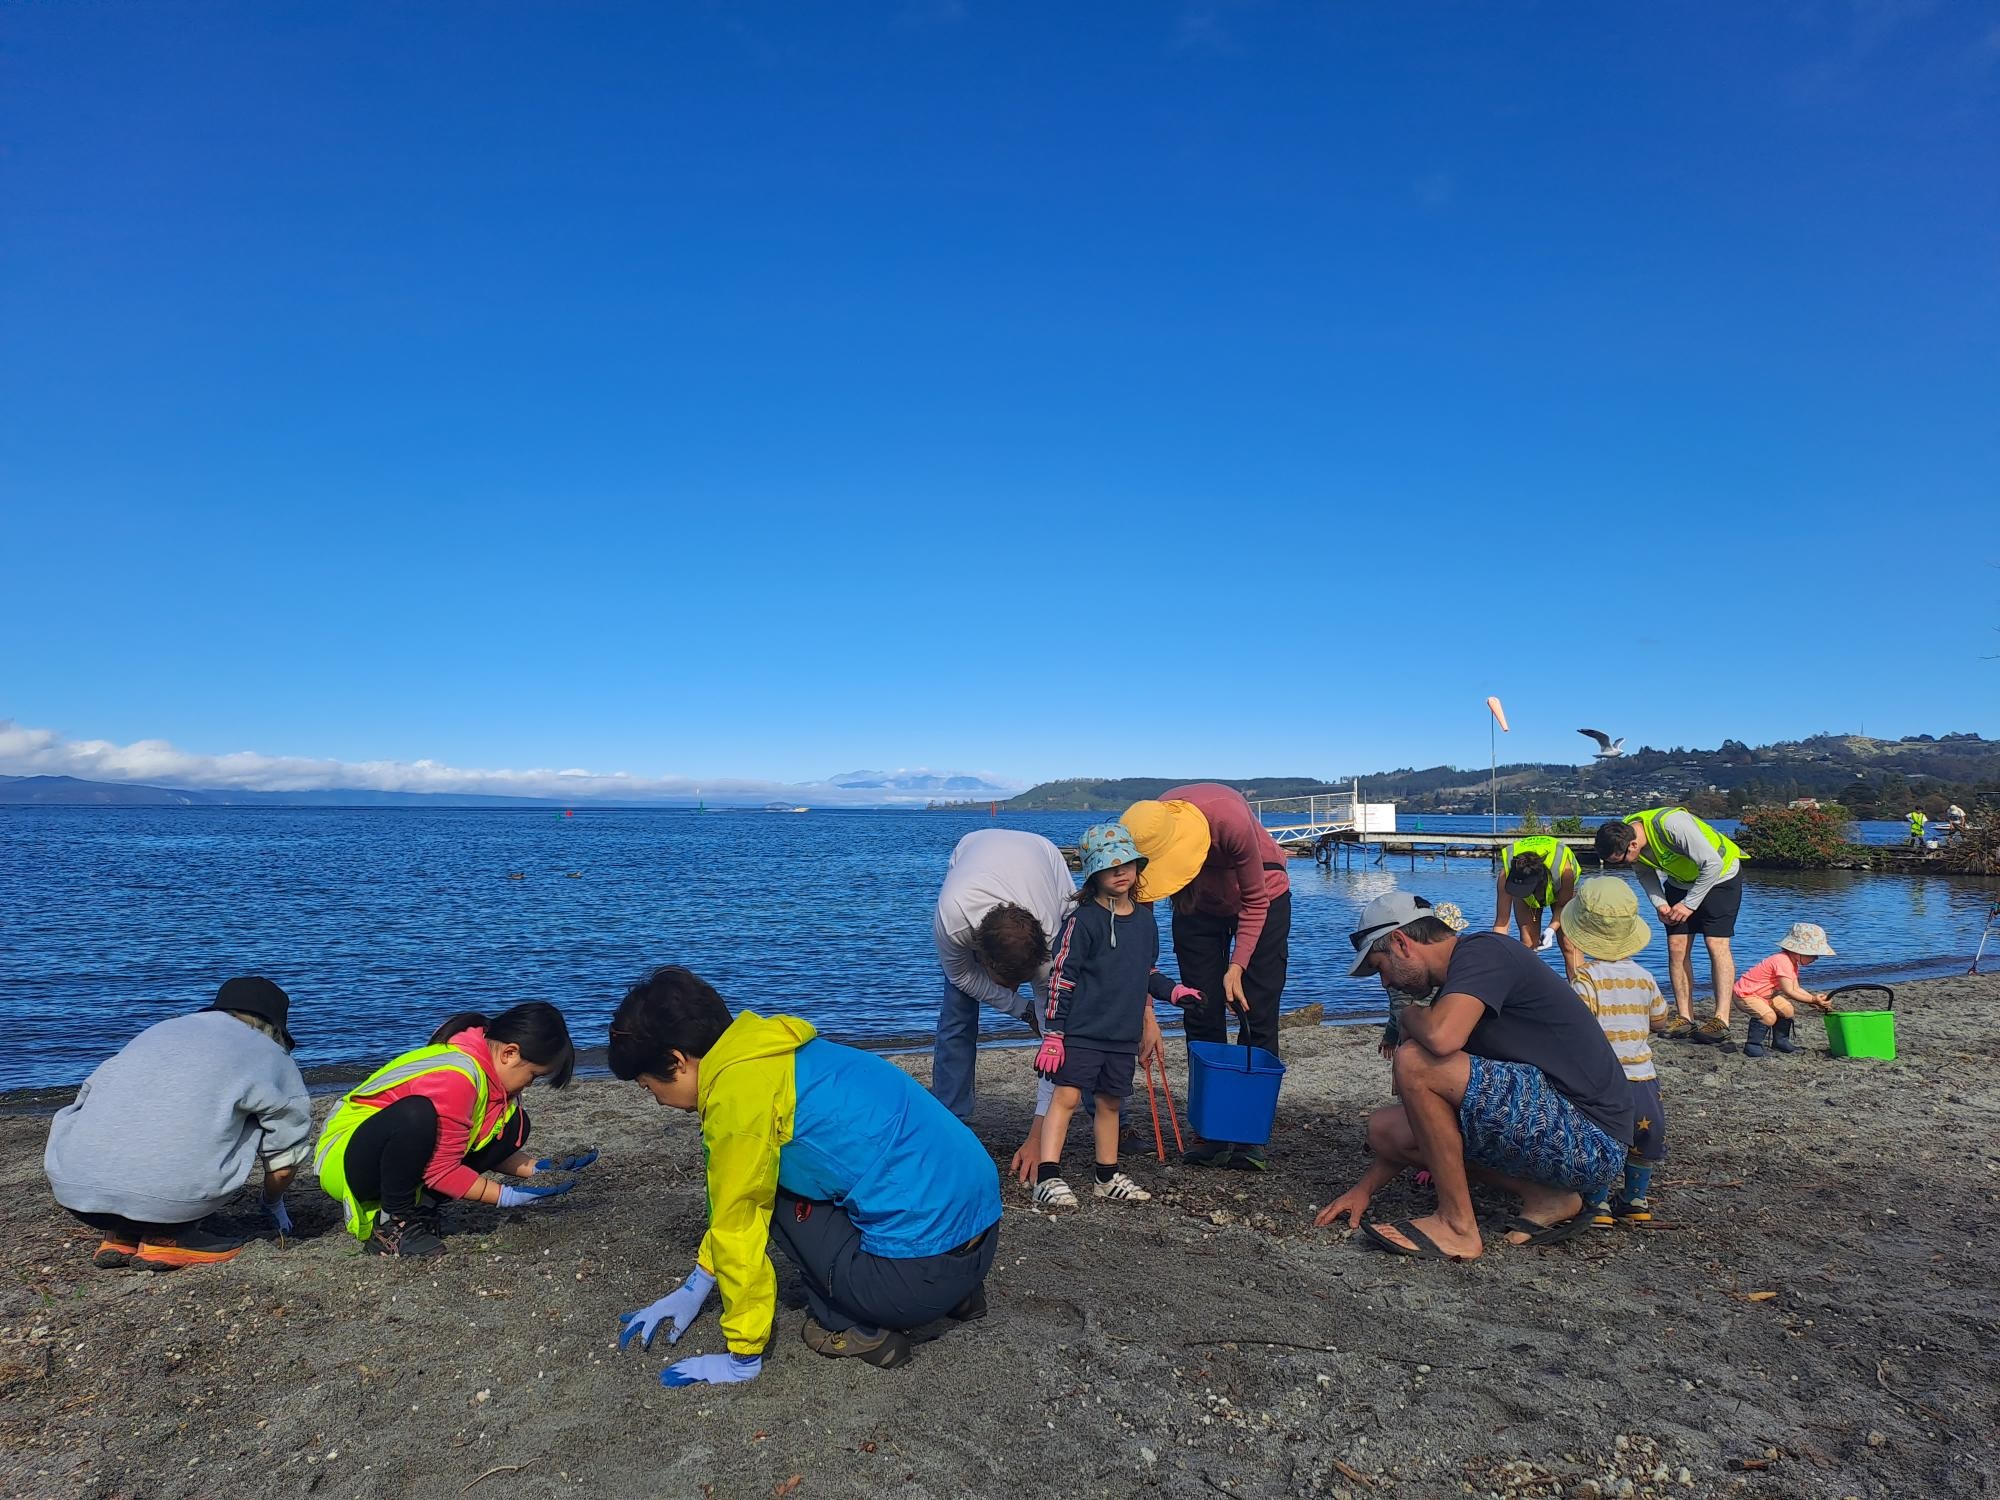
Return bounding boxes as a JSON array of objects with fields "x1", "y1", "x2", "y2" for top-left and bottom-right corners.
[{"x1": 608, "y1": 965, "x2": 1003, "y2": 1388}]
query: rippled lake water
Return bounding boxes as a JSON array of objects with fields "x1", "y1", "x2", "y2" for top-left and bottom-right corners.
[{"x1": 1, "y1": 807, "x2": 1992, "y2": 1090}]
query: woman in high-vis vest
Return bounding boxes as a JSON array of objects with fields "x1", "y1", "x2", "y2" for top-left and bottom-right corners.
[
  {"x1": 315, "y1": 1002, "x2": 591, "y2": 1258},
  {"x1": 1491, "y1": 835, "x2": 1582, "y2": 977}
]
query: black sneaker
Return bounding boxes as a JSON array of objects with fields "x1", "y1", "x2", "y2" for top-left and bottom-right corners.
[
  {"x1": 1222, "y1": 1145, "x2": 1270, "y2": 1172},
  {"x1": 947, "y1": 1285, "x2": 988, "y2": 1322},
  {"x1": 367, "y1": 1211, "x2": 446, "y2": 1258},
  {"x1": 1181, "y1": 1140, "x2": 1235, "y2": 1169}
]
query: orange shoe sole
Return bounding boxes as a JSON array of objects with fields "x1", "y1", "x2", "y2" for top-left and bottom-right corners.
[
  {"x1": 134, "y1": 1242, "x2": 244, "y2": 1271},
  {"x1": 92, "y1": 1239, "x2": 139, "y2": 1269}
]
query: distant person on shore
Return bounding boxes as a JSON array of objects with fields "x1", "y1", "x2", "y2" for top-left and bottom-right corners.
[
  {"x1": 1316, "y1": 894, "x2": 1631, "y2": 1260},
  {"x1": 1030, "y1": 824, "x2": 1200, "y2": 1210},
  {"x1": 933, "y1": 829, "x2": 1159, "y2": 1182},
  {"x1": 1595, "y1": 807, "x2": 1748, "y2": 1048},
  {"x1": 1122, "y1": 783, "x2": 1291, "y2": 1170},
  {"x1": 1907, "y1": 809, "x2": 1929, "y2": 848},
  {"x1": 609, "y1": 966, "x2": 1000, "y2": 1383},
  {"x1": 1560, "y1": 879, "x2": 1670, "y2": 1227},
  {"x1": 1733, "y1": 923, "x2": 1835, "y2": 1057},
  {"x1": 44, "y1": 976, "x2": 311, "y2": 1271},
  {"x1": 313, "y1": 1003, "x2": 585, "y2": 1258},
  {"x1": 1492, "y1": 834, "x2": 1581, "y2": 976}
]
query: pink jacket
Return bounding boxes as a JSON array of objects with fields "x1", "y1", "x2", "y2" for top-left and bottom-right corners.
[
  {"x1": 1160, "y1": 783, "x2": 1290, "y2": 969},
  {"x1": 360, "y1": 1027, "x2": 514, "y2": 1198}
]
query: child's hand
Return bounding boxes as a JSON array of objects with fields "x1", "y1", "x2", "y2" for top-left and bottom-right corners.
[
  {"x1": 1033, "y1": 1034, "x2": 1066, "y2": 1079},
  {"x1": 1169, "y1": 983, "x2": 1202, "y2": 1005}
]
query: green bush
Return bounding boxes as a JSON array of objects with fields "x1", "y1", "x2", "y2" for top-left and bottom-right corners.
[
  {"x1": 1735, "y1": 804, "x2": 1856, "y2": 868},
  {"x1": 1550, "y1": 816, "x2": 1584, "y2": 835}
]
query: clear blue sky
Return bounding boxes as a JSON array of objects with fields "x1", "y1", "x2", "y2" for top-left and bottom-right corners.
[{"x1": 3, "y1": 2, "x2": 1995, "y2": 793}]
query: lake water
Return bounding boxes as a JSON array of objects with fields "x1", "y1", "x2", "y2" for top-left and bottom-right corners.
[{"x1": 1, "y1": 807, "x2": 1992, "y2": 1091}]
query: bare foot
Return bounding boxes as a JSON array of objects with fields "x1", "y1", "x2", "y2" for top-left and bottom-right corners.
[
  {"x1": 1370, "y1": 1212, "x2": 1484, "y2": 1261},
  {"x1": 1501, "y1": 1188, "x2": 1583, "y2": 1246}
]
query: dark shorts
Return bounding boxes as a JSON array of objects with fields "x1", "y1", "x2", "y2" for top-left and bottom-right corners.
[
  {"x1": 1626, "y1": 1075, "x2": 1666, "y2": 1164},
  {"x1": 1051, "y1": 1044, "x2": 1136, "y2": 1099},
  {"x1": 1458, "y1": 1057, "x2": 1626, "y2": 1195},
  {"x1": 1664, "y1": 871, "x2": 1743, "y2": 939}
]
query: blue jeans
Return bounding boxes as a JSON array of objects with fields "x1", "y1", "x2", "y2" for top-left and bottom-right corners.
[{"x1": 932, "y1": 981, "x2": 1050, "y2": 1122}]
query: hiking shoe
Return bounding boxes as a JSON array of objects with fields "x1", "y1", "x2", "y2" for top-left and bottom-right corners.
[
  {"x1": 1032, "y1": 1177, "x2": 1078, "y2": 1211},
  {"x1": 1181, "y1": 1140, "x2": 1235, "y2": 1169},
  {"x1": 1653, "y1": 1015, "x2": 1693, "y2": 1041},
  {"x1": 1093, "y1": 1171, "x2": 1152, "y2": 1202},
  {"x1": 1223, "y1": 1145, "x2": 1270, "y2": 1172},
  {"x1": 366, "y1": 1211, "x2": 447, "y2": 1258},
  {"x1": 1689, "y1": 1016, "x2": 1734, "y2": 1048},
  {"x1": 92, "y1": 1235, "x2": 139, "y2": 1269},
  {"x1": 134, "y1": 1227, "x2": 244, "y2": 1271},
  {"x1": 802, "y1": 1318, "x2": 914, "y2": 1368},
  {"x1": 947, "y1": 1285, "x2": 988, "y2": 1322}
]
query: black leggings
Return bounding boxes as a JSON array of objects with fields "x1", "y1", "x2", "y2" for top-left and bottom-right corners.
[
  {"x1": 66, "y1": 1208, "x2": 201, "y2": 1242},
  {"x1": 1174, "y1": 887, "x2": 1292, "y2": 1057},
  {"x1": 343, "y1": 1096, "x2": 531, "y2": 1214}
]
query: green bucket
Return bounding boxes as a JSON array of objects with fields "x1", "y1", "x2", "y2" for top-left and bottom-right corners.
[{"x1": 1823, "y1": 984, "x2": 1896, "y2": 1060}]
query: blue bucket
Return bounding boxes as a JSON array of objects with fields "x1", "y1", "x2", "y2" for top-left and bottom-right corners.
[{"x1": 1184, "y1": 1041, "x2": 1287, "y2": 1145}]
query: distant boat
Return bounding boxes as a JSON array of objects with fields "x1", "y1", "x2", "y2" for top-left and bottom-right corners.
[{"x1": 763, "y1": 802, "x2": 810, "y2": 813}]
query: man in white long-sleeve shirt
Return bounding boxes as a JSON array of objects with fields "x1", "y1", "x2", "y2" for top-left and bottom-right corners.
[
  {"x1": 1596, "y1": 808, "x2": 1749, "y2": 1047},
  {"x1": 932, "y1": 829, "x2": 1164, "y2": 1181}
]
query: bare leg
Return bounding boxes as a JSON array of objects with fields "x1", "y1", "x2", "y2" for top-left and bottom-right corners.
[
  {"x1": 1666, "y1": 932, "x2": 1694, "y2": 1021},
  {"x1": 1092, "y1": 1093, "x2": 1120, "y2": 1171},
  {"x1": 1040, "y1": 1087, "x2": 1082, "y2": 1168},
  {"x1": 1477, "y1": 1166, "x2": 1586, "y2": 1245},
  {"x1": 1374, "y1": 1044, "x2": 1483, "y2": 1259},
  {"x1": 1706, "y1": 937, "x2": 1736, "y2": 1024},
  {"x1": 1517, "y1": 903, "x2": 1543, "y2": 949}
]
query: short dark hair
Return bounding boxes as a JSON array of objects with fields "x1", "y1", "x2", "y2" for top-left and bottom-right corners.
[
  {"x1": 1595, "y1": 820, "x2": 1639, "y2": 859},
  {"x1": 430, "y1": 1002, "x2": 576, "y2": 1090},
  {"x1": 607, "y1": 965, "x2": 734, "y2": 1082},
  {"x1": 972, "y1": 904, "x2": 1049, "y2": 989}
]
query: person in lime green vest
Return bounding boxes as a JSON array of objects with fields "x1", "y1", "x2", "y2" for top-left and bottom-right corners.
[
  {"x1": 1491, "y1": 835, "x2": 1582, "y2": 978},
  {"x1": 1906, "y1": 809, "x2": 1928, "y2": 848},
  {"x1": 1594, "y1": 808, "x2": 1747, "y2": 1047}
]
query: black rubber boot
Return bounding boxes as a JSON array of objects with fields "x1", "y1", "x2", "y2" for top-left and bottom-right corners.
[
  {"x1": 1744, "y1": 1019, "x2": 1770, "y2": 1058},
  {"x1": 1770, "y1": 1016, "x2": 1800, "y2": 1054}
]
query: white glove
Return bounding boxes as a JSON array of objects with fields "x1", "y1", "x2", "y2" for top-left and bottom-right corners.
[{"x1": 1539, "y1": 925, "x2": 1557, "y2": 951}]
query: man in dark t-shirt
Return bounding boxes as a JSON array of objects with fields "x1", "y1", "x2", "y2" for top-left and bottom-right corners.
[{"x1": 1315, "y1": 893, "x2": 1632, "y2": 1261}]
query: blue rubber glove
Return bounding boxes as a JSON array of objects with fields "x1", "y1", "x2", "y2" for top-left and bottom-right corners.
[
  {"x1": 263, "y1": 1195, "x2": 294, "y2": 1236},
  {"x1": 535, "y1": 1149, "x2": 599, "y2": 1173},
  {"x1": 496, "y1": 1180, "x2": 576, "y2": 1209},
  {"x1": 661, "y1": 1353, "x2": 762, "y2": 1388},
  {"x1": 617, "y1": 1267, "x2": 716, "y2": 1350}
]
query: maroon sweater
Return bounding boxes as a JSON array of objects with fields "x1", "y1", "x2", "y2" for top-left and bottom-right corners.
[{"x1": 1160, "y1": 783, "x2": 1291, "y2": 969}]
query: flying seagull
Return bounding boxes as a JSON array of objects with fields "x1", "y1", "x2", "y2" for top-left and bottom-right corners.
[{"x1": 1578, "y1": 729, "x2": 1625, "y2": 759}]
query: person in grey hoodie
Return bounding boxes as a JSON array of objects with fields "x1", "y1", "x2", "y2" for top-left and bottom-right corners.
[{"x1": 45, "y1": 976, "x2": 312, "y2": 1271}]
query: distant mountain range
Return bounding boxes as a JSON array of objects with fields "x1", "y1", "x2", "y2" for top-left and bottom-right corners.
[
  {"x1": 0, "y1": 768, "x2": 1022, "y2": 809},
  {"x1": 985, "y1": 733, "x2": 2000, "y2": 815}
]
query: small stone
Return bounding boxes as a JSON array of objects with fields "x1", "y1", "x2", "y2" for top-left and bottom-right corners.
[
  {"x1": 1417, "y1": 1364, "x2": 1432, "y2": 1374},
  {"x1": 1677, "y1": 1470, "x2": 1693, "y2": 1486},
  {"x1": 1866, "y1": 1431, "x2": 1885, "y2": 1448},
  {"x1": 474, "y1": 1389, "x2": 491, "y2": 1404},
  {"x1": 1139, "y1": 1447, "x2": 1156, "y2": 1466}
]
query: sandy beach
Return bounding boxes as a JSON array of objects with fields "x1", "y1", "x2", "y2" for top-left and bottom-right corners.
[{"x1": 2, "y1": 977, "x2": 1996, "y2": 1500}]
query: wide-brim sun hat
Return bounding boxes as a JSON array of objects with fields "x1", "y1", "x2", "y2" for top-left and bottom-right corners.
[
  {"x1": 1560, "y1": 877, "x2": 1652, "y2": 963},
  {"x1": 1347, "y1": 892, "x2": 1446, "y2": 977},
  {"x1": 1779, "y1": 922, "x2": 1835, "y2": 957},
  {"x1": 1077, "y1": 822, "x2": 1147, "y2": 884},
  {"x1": 1123, "y1": 800, "x2": 1211, "y2": 903}
]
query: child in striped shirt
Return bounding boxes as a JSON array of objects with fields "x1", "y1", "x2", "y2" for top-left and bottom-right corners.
[{"x1": 1561, "y1": 877, "x2": 1669, "y2": 1227}]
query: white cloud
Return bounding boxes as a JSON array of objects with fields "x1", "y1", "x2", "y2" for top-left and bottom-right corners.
[{"x1": 0, "y1": 720, "x2": 1023, "y2": 806}]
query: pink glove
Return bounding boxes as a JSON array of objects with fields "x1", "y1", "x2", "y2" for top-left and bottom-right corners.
[
  {"x1": 1414, "y1": 1170, "x2": 1433, "y2": 1188},
  {"x1": 1033, "y1": 1034, "x2": 1066, "y2": 1078},
  {"x1": 1169, "y1": 984, "x2": 1202, "y2": 1005}
]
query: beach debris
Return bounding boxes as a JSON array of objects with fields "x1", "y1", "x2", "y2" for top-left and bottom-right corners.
[
  {"x1": 772, "y1": 1477, "x2": 803, "y2": 1497},
  {"x1": 1743, "y1": 1291, "x2": 1778, "y2": 1302},
  {"x1": 462, "y1": 1458, "x2": 538, "y2": 1493}
]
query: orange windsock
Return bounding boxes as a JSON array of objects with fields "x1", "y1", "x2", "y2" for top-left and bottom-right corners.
[{"x1": 1485, "y1": 696, "x2": 1510, "y2": 733}]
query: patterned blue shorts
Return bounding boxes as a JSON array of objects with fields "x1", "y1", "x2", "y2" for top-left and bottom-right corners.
[{"x1": 1459, "y1": 1057, "x2": 1625, "y2": 1195}]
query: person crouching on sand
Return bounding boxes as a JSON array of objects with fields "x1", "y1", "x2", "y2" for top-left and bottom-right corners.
[
  {"x1": 1733, "y1": 923, "x2": 1836, "y2": 1057},
  {"x1": 1031, "y1": 823, "x2": 1200, "y2": 1211},
  {"x1": 44, "y1": 976, "x2": 311, "y2": 1271},
  {"x1": 313, "y1": 1003, "x2": 588, "y2": 1258},
  {"x1": 608, "y1": 965, "x2": 1001, "y2": 1386}
]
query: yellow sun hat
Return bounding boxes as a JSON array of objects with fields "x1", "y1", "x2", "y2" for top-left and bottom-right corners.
[
  {"x1": 1121, "y1": 799, "x2": 1211, "y2": 902},
  {"x1": 1560, "y1": 876, "x2": 1653, "y2": 962}
]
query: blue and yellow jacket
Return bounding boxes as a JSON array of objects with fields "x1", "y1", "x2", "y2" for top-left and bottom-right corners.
[{"x1": 695, "y1": 1011, "x2": 1003, "y2": 1355}]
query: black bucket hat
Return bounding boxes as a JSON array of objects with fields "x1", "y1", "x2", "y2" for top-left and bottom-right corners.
[{"x1": 209, "y1": 975, "x2": 296, "y2": 1050}]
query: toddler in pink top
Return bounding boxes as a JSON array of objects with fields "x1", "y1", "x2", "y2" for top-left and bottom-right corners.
[{"x1": 1733, "y1": 923, "x2": 1834, "y2": 1057}]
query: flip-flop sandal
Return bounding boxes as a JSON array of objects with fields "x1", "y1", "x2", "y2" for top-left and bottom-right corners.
[
  {"x1": 1360, "y1": 1219, "x2": 1467, "y2": 1262},
  {"x1": 1501, "y1": 1213, "x2": 1589, "y2": 1248}
]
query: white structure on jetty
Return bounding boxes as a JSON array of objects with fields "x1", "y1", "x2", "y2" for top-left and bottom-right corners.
[{"x1": 1252, "y1": 780, "x2": 1396, "y2": 847}]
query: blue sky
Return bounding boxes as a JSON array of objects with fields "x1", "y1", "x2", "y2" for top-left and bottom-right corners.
[{"x1": 2, "y1": 2, "x2": 1995, "y2": 795}]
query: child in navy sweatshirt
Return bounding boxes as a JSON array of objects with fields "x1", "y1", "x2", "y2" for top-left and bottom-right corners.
[{"x1": 1032, "y1": 823, "x2": 1198, "y2": 1210}]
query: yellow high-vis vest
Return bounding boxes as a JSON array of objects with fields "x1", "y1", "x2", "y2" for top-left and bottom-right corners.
[
  {"x1": 1625, "y1": 807, "x2": 1745, "y2": 887},
  {"x1": 1501, "y1": 835, "x2": 1581, "y2": 910}
]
